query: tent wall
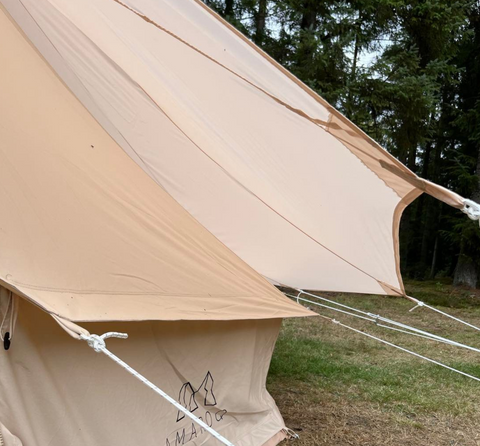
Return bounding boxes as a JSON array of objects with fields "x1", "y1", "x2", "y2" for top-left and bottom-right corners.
[{"x1": 0, "y1": 298, "x2": 286, "y2": 446}]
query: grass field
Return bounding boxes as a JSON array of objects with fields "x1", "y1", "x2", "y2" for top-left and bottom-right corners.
[{"x1": 268, "y1": 281, "x2": 480, "y2": 445}]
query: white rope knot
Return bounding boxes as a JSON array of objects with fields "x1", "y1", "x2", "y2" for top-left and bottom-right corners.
[
  {"x1": 85, "y1": 334, "x2": 106, "y2": 352},
  {"x1": 462, "y1": 199, "x2": 480, "y2": 226},
  {"x1": 81, "y1": 332, "x2": 128, "y2": 353},
  {"x1": 409, "y1": 301, "x2": 425, "y2": 312}
]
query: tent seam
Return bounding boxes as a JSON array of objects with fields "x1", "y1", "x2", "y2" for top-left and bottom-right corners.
[
  {"x1": 191, "y1": 0, "x2": 419, "y2": 183},
  {"x1": 14, "y1": 0, "x2": 160, "y2": 184},
  {"x1": 17, "y1": 0, "x2": 408, "y2": 296},
  {"x1": 110, "y1": 0, "x2": 412, "y2": 201}
]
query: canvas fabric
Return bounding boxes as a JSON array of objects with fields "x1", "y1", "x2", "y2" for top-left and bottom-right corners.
[
  {"x1": 0, "y1": 423, "x2": 23, "y2": 446},
  {"x1": 0, "y1": 4, "x2": 311, "y2": 324},
  {"x1": 0, "y1": 1, "x2": 467, "y2": 445},
  {"x1": 0, "y1": 298, "x2": 286, "y2": 446},
  {"x1": 1, "y1": 0, "x2": 464, "y2": 296}
]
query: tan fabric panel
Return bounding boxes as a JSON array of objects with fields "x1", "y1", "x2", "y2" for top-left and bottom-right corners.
[
  {"x1": 377, "y1": 160, "x2": 465, "y2": 207},
  {"x1": 2, "y1": 0, "x2": 464, "y2": 298},
  {"x1": 0, "y1": 423, "x2": 23, "y2": 446},
  {"x1": 192, "y1": 0, "x2": 464, "y2": 209},
  {"x1": 0, "y1": 299, "x2": 286, "y2": 446},
  {"x1": 326, "y1": 116, "x2": 417, "y2": 199},
  {"x1": 260, "y1": 431, "x2": 287, "y2": 446},
  {"x1": 0, "y1": 5, "x2": 311, "y2": 322},
  {"x1": 3, "y1": 0, "x2": 414, "y2": 295}
]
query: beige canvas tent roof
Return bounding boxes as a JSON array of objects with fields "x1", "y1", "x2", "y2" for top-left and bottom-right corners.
[
  {"x1": 0, "y1": 3, "x2": 310, "y2": 326},
  {"x1": 0, "y1": 0, "x2": 473, "y2": 445},
  {"x1": 0, "y1": 4, "x2": 310, "y2": 445},
  {"x1": 1, "y1": 0, "x2": 465, "y2": 298}
]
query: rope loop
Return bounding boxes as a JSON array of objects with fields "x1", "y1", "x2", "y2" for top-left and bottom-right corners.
[
  {"x1": 81, "y1": 332, "x2": 128, "y2": 353},
  {"x1": 283, "y1": 427, "x2": 300, "y2": 440},
  {"x1": 296, "y1": 291, "x2": 302, "y2": 303},
  {"x1": 0, "y1": 292, "x2": 12, "y2": 343},
  {"x1": 462, "y1": 199, "x2": 480, "y2": 226},
  {"x1": 409, "y1": 301, "x2": 425, "y2": 312}
]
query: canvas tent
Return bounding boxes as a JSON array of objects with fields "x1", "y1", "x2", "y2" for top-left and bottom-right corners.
[
  {"x1": 1, "y1": 0, "x2": 465, "y2": 298},
  {"x1": 0, "y1": 0, "x2": 474, "y2": 445},
  {"x1": 0, "y1": 4, "x2": 311, "y2": 445}
]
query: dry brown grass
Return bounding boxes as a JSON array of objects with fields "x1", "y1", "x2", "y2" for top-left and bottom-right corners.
[{"x1": 273, "y1": 381, "x2": 480, "y2": 445}]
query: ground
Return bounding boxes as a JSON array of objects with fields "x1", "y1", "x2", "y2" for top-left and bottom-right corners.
[{"x1": 268, "y1": 280, "x2": 480, "y2": 445}]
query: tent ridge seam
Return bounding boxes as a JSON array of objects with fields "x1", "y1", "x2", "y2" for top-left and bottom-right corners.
[
  {"x1": 13, "y1": 0, "x2": 161, "y2": 184},
  {"x1": 6, "y1": 281, "x2": 259, "y2": 297},
  {"x1": 109, "y1": 0, "x2": 350, "y2": 136},
  {"x1": 96, "y1": 0, "x2": 411, "y2": 208},
  {"x1": 191, "y1": 0, "x2": 418, "y2": 182}
]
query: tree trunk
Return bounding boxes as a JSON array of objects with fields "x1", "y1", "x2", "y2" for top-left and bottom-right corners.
[
  {"x1": 430, "y1": 234, "x2": 439, "y2": 279},
  {"x1": 407, "y1": 143, "x2": 417, "y2": 172},
  {"x1": 254, "y1": 0, "x2": 267, "y2": 46},
  {"x1": 294, "y1": 1, "x2": 319, "y2": 79},
  {"x1": 454, "y1": 253, "x2": 478, "y2": 287},
  {"x1": 419, "y1": 112, "x2": 441, "y2": 276},
  {"x1": 300, "y1": 2, "x2": 317, "y2": 31},
  {"x1": 223, "y1": 0, "x2": 234, "y2": 19},
  {"x1": 454, "y1": 147, "x2": 480, "y2": 287},
  {"x1": 346, "y1": 27, "x2": 359, "y2": 119}
]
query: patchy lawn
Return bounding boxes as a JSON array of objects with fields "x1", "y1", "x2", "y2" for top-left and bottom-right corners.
[{"x1": 269, "y1": 282, "x2": 480, "y2": 445}]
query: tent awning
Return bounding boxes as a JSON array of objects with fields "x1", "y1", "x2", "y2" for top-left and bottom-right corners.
[
  {"x1": 0, "y1": 0, "x2": 467, "y2": 312},
  {"x1": 0, "y1": 4, "x2": 311, "y2": 323}
]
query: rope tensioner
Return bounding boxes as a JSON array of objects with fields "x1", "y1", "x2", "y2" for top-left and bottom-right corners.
[
  {"x1": 289, "y1": 293, "x2": 480, "y2": 382},
  {"x1": 288, "y1": 292, "x2": 480, "y2": 352},
  {"x1": 407, "y1": 296, "x2": 480, "y2": 332},
  {"x1": 461, "y1": 199, "x2": 480, "y2": 226}
]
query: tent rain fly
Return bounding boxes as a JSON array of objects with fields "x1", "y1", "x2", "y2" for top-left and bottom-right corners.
[{"x1": 0, "y1": 0, "x2": 475, "y2": 445}]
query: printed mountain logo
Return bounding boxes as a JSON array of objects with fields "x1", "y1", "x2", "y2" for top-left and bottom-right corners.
[{"x1": 165, "y1": 371, "x2": 228, "y2": 446}]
